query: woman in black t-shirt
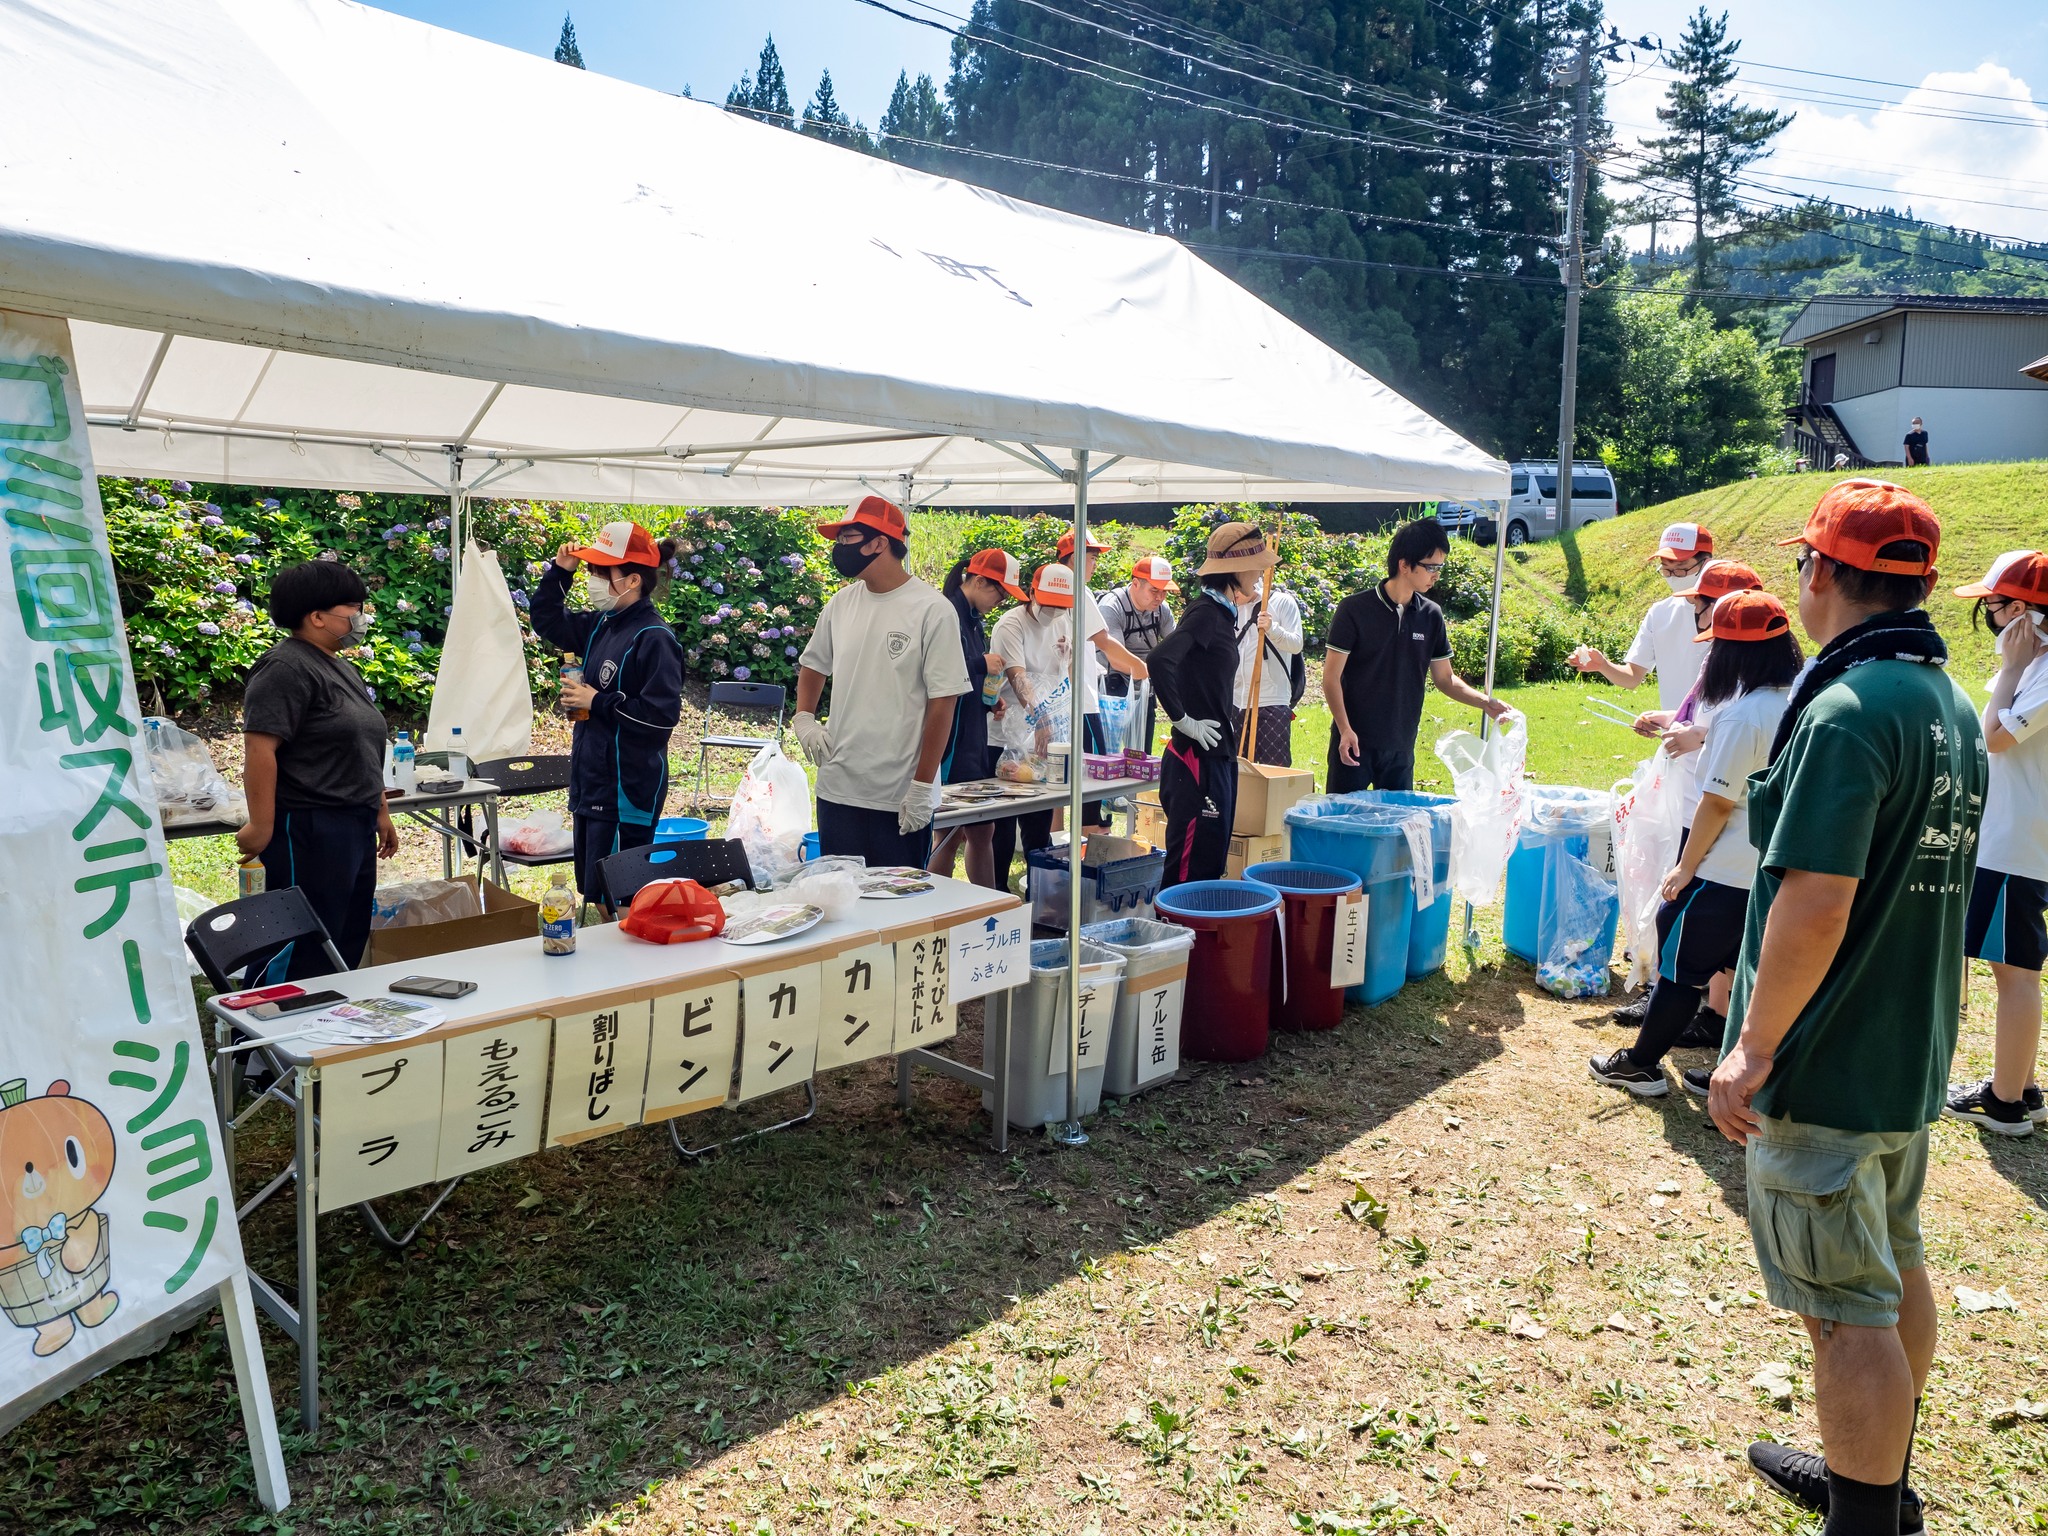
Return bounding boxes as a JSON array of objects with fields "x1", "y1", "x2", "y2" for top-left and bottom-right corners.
[{"x1": 238, "y1": 561, "x2": 397, "y2": 974}]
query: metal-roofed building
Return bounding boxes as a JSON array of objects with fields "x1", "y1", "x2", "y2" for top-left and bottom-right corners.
[{"x1": 1780, "y1": 294, "x2": 2048, "y2": 467}]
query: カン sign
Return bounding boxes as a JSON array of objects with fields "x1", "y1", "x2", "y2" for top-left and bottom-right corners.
[{"x1": 0, "y1": 311, "x2": 286, "y2": 1507}]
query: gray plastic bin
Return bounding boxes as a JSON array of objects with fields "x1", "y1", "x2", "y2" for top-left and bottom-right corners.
[
  {"x1": 1081, "y1": 917, "x2": 1197, "y2": 1097},
  {"x1": 985, "y1": 938, "x2": 1125, "y2": 1128}
]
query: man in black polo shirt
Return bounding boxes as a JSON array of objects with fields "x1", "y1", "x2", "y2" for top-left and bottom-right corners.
[{"x1": 1323, "y1": 517, "x2": 1508, "y2": 792}]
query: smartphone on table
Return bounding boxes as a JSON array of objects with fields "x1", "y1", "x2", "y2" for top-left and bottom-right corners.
[
  {"x1": 389, "y1": 976, "x2": 478, "y2": 1000},
  {"x1": 246, "y1": 989, "x2": 348, "y2": 1022}
]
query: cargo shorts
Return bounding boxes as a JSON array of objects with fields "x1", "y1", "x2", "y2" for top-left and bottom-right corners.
[{"x1": 1745, "y1": 1114, "x2": 1928, "y2": 1329}]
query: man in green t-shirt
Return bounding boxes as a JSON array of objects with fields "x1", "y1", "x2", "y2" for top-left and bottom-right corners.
[{"x1": 1697, "y1": 481, "x2": 1986, "y2": 1535}]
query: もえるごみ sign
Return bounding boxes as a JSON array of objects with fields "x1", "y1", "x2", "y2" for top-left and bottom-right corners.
[{"x1": 0, "y1": 311, "x2": 286, "y2": 1507}]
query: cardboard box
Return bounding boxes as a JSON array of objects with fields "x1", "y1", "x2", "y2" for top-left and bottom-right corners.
[
  {"x1": 1133, "y1": 791, "x2": 1166, "y2": 850},
  {"x1": 364, "y1": 876, "x2": 539, "y2": 966},
  {"x1": 1233, "y1": 759, "x2": 1315, "y2": 836},
  {"x1": 1225, "y1": 832, "x2": 1286, "y2": 879}
]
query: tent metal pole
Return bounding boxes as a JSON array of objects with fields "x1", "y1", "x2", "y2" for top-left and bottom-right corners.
[
  {"x1": 445, "y1": 446, "x2": 465, "y2": 599},
  {"x1": 1050, "y1": 447, "x2": 1091, "y2": 1149},
  {"x1": 1462, "y1": 516, "x2": 1510, "y2": 950}
]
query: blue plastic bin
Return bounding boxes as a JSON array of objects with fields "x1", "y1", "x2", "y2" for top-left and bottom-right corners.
[
  {"x1": 1280, "y1": 802, "x2": 1415, "y2": 1006},
  {"x1": 1330, "y1": 790, "x2": 1456, "y2": 979},
  {"x1": 800, "y1": 830, "x2": 821, "y2": 861},
  {"x1": 1502, "y1": 787, "x2": 1616, "y2": 964},
  {"x1": 655, "y1": 816, "x2": 709, "y2": 842}
]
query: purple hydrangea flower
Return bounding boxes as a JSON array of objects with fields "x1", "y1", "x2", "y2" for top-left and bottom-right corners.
[
  {"x1": 171, "y1": 480, "x2": 191, "y2": 494},
  {"x1": 407, "y1": 642, "x2": 423, "y2": 654},
  {"x1": 202, "y1": 502, "x2": 221, "y2": 514},
  {"x1": 195, "y1": 543, "x2": 215, "y2": 557},
  {"x1": 201, "y1": 515, "x2": 224, "y2": 528},
  {"x1": 690, "y1": 553, "x2": 703, "y2": 565},
  {"x1": 234, "y1": 552, "x2": 254, "y2": 565},
  {"x1": 733, "y1": 665, "x2": 750, "y2": 680},
  {"x1": 386, "y1": 524, "x2": 410, "y2": 538},
  {"x1": 709, "y1": 582, "x2": 724, "y2": 595},
  {"x1": 158, "y1": 641, "x2": 177, "y2": 656},
  {"x1": 211, "y1": 580, "x2": 235, "y2": 595},
  {"x1": 402, "y1": 629, "x2": 421, "y2": 642},
  {"x1": 784, "y1": 645, "x2": 798, "y2": 657},
  {"x1": 513, "y1": 590, "x2": 529, "y2": 608},
  {"x1": 396, "y1": 598, "x2": 412, "y2": 611},
  {"x1": 146, "y1": 494, "x2": 166, "y2": 508},
  {"x1": 236, "y1": 599, "x2": 254, "y2": 613},
  {"x1": 430, "y1": 545, "x2": 449, "y2": 562},
  {"x1": 711, "y1": 542, "x2": 726, "y2": 553},
  {"x1": 762, "y1": 627, "x2": 780, "y2": 640},
  {"x1": 261, "y1": 498, "x2": 281, "y2": 510},
  {"x1": 196, "y1": 622, "x2": 221, "y2": 636}
]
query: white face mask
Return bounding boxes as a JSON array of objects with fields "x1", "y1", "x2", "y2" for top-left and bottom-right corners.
[
  {"x1": 585, "y1": 570, "x2": 620, "y2": 611},
  {"x1": 346, "y1": 608, "x2": 372, "y2": 640},
  {"x1": 1664, "y1": 572, "x2": 1694, "y2": 595}
]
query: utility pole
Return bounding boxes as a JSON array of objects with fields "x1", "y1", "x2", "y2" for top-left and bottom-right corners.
[{"x1": 1553, "y1": 28, "x2": 1593, "y2": 536}]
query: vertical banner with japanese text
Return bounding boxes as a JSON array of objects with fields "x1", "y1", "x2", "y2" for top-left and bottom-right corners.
[{"x1": 0, "y1": 313, "x2": 264, "y2": 1421}]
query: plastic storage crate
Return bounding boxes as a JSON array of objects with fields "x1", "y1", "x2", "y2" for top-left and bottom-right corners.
[{"x1": 1028, "y1": 835, "x2": 1166, "y2": 929}]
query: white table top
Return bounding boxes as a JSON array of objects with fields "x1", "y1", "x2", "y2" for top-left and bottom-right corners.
[
  {"x1": 933, "y1": 774, "x2": 1152, "y2": 828},
  {"x1": 207, "y1": 873, "x2": 1018, "y2": 1067}
]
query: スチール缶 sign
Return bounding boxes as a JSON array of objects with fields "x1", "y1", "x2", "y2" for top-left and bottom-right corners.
[{"x1": 0, "y1": 311, "x2": 285, "y2": 1505}]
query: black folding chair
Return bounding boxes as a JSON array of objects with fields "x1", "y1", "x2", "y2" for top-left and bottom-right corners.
[
  {"x1": 467, "y1": 753, "x2": 575, "y2": 871},
  {"x1": 596, "y1": 837, "x2": 754, "y2": 914},
  {"x1": 693, "y1": 682, "x2": 785, "y2": 813},
  {"x1": 187, "y1": 890, "x2": 462, "y2": 1255}
]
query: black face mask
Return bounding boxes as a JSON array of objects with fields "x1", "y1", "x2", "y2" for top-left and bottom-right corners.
[{"x1": 832, "y1": 540, "x2": 880, "y2": 578}]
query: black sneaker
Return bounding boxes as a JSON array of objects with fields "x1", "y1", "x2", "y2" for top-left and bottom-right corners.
[
  {"x1": 1588, "y1": 1049, "x2": 1668, "y2": 1097},
  {"x1": 1675, "y1": 1007, "x2": 1723, "y2": 1049},
  {"x1": 1681, "y1": 1065, "x2": 1713, "y2": 1099},
  {"x1": 2026, "y1": 1083, "x2": 2047, "y2": 1124},
  {"x1": 1747, "y1": 1441, "x2": 1924, "y2": 1533},
  {"x1": 1944, "y1": 1079, "x2": 2034, "y2": 1137},
  {"x1": 1610, "y1": 992, "x2": 1651, "y2": 1026}
]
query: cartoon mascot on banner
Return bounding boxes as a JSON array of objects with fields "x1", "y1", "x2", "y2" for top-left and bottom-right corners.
[{"x1": 0, "y1": 1077, "x2": 120, "y2": 1356}]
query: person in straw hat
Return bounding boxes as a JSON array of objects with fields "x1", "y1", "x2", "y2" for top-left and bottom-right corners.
[{"x1": 1145, "y1": 522, "x2": 1275, "y2": 888}]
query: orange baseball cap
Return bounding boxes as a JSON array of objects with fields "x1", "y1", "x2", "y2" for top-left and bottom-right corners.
[
  {"x1": 1778, "y1": 479, "x2": 1940, "y2": 575},
  {"x1": 1954, "y1": 550, "x2": 2048, "y2": 605},
  {"x1": 965, "y1": 548, "x2": 1026, "y2": 600},
  {"x1": 817, "y1": 493, "x2": 909, "y2": 542},
  {"x1": 1131, "y1": 554, "x2": 1179, "y2": 591},
  {"x1": 568, "y1": 519, "x2": 660, "y2": 567},
  {"x1": 1695, "y1": 589, "x2": 1792, "y2": 644},
  {"x1": 1057, "y1": 528, "x2": 1111, "y2": 557},
  {"x1": 1032, "y1": 562, "x2": 1080, "y2": 607},
  {"x1": 1653, "y1": 522, "x2": 1714, "y2": 561},
  {"x1": 1674, "y1": 559, "x2": 1762, "y2": 601}
]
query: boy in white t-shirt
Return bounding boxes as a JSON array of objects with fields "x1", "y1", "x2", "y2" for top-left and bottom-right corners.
[
  {"x1": 794, "y1": 496, "x2": 969, "y2": 868},
  {"x1": 1571, "y1": 521, "x2": 1717, "y2": 714}
]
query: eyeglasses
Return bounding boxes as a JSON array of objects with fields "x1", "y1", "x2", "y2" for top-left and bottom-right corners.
[
  {"x1": 1417, "y1": 561, "x2": 1447, "y2": 573},
  {"x1": 1792, "y1": 548, "x2": 1815, "y2": 578}
]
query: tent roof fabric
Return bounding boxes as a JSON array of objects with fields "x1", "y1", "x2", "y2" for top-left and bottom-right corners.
[{"x1": 0, "y1": 0, "x2": 1507, "y2": 507}]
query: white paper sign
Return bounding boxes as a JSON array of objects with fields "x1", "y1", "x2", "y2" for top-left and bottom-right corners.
[
  {"x1": 947, "y1": 907, "x2": 1029, "y2": 1004},
  {"x1": 1129, "y1": 976, "x2": 1185, "y2": 1087},
  {"x1": 545, "y1": 999, "x2": 651, "y2": 1147},
  {"x1": 644, "y1": 980, "x2": 740, "y2": 1120},
  {"x1": 435, "y1": 1017, "x2": 551, "y2": 1179},
  {"x1": 0, "y1": 312, "x2": 270, "y2": 1440},
  {"x1": 1400, "y1": 812, "x2": 1436, "y2": 910},
  {"x1": 1330, "y1": 891, "x2": 1368, "y2": 990},
  {"x1": 894, "y1": 933, "x2": 958, "y2": 1048},
  {"x1": 1046, "y1": 970, "x2": 1115, "y2": 1074},
  {"x1": 816, "y1": 942, "x2": 897, "y2": 1071},
  {"x1": 318, "y1": 1046, "x2": 446, "y2": 1212},
  {"x1": 735, "y1": 963, "x2": 821, "y2": 1103}
]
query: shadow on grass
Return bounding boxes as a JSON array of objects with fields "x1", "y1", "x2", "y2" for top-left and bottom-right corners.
[
  {"x1": 1965, "y1": 1123, "x2": 2048, "y2": 1215},
  {"x1": 4, "y1": 952, "x2": 1534, "y2": 1535}
]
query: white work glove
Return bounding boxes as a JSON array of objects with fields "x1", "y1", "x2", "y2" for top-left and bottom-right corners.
[
  {"x1": 899, "y1": 778, "x2": 940, "y2": 836},
  {"x1": 792, "y1": 710, "x2": 831, "y2": 765},
  {"x1": 1171, "y1": 716, "x2": 1222, "y2": 752}
]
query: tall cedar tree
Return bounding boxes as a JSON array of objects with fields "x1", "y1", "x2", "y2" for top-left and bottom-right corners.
[
  {"x1": 1631, "y1": 7, "x2": 1794, "y2": 294},
  {"x1": 942, "y1": 0, "x2": 1620, "y2": 461},
  {"x1": 728, "y1": 36, "x2": 794, "y2": 127},
  {"x1": 802, "y1": 70, "x2": 873, "y2": 150},
  {"x1": 879, "y1": 71, "x2": 951, "y2": 173},
  {"x1": 554, "y1": 13, "x2": 583, "y2": 69}
]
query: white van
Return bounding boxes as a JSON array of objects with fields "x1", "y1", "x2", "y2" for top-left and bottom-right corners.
[{"x1": 1472, "y1": 461, "x2": 1620, "y2": 546}]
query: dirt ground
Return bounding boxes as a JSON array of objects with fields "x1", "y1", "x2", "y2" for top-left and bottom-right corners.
[{"x1": 7, "y1": 915, "x2": 2045, "y2": 1534}]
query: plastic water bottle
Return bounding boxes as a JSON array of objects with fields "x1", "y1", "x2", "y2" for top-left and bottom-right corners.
[
  {"x1": 539, "y1": 874, "x2": 577, "y2": 955},
  {"x1": 447, "y1": 726, "x2": 468, "y2": 781},
  {"x1": 560, "y1": 657, "x2": 589, "y2": 722},
  {"x1": 392, "y1": 731, "x2": 416, "y2": 793}
]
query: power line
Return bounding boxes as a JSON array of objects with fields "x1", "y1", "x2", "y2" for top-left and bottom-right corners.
[{"x1": 1739, "y1": 58, "x2": 2048, "y2": 112}]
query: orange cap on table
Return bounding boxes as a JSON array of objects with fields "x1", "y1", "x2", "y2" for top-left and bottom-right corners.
[
  {"x1": 1695, "y1": 589, "x2": 1792, "y2": 644},
  {"x1": 817, "y1": 494, "x2": 909, "y2": 542},
  {"x1": 1778, "y1": 479, "x2": 1940, "y2": 575}
]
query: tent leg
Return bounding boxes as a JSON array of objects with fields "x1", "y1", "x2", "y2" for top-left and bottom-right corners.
[
  {"x1": 1050, "y1": 447, "x2": 1090, "y2": 1150},
  {"x1": 445, "y1": 446, "x2": 465, "y2": 598},
  {"x1": 1462, "y1": 510, "x2": 1510, "y2": 952}
]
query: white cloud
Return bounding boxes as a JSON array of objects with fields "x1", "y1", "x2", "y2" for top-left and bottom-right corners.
[{"x1": 1607, "y1": 61, "x2": 2048, "y2": 247}]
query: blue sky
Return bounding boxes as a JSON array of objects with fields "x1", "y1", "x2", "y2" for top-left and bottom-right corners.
[{"x1": 380, "y1": 0, "x2": 2048, "y2": 241}]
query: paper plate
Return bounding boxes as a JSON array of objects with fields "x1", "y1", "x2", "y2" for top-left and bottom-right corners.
[
  {"x1": 722, "y1": 903, "x2": 825, "y2": 945},
  {"x1": 860, "y1": 870, "x2": 935, "y2": 899}
]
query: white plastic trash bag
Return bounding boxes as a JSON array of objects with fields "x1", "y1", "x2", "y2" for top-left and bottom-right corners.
[
  {"x1": 1614, "y1": 751, "x2": 1686, "y2": 991},
  {"x1": 142, "y1": 715, "x2": 245, "y2": 827},
  {"x1": 500, "y1": 809, "x2": 574, "y2": 857},
  {"x1": 1433, "y1": 710, "x2": 1526, "y2": 907},
  {"x1": 727, "y1": 740, "x2": 813, "y2": 883},
  {"x1": 425, "y1": 541, "x2": 533, "y2": 763}
]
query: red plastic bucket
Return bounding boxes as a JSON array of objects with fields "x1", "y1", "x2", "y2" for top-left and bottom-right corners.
[
  {"x1": 1154, "y1": 880, "x2": 1281, "y2": 1061},
  {"x1": 1243, "y1": 861, "x2": 1363, "y2": 1031}
]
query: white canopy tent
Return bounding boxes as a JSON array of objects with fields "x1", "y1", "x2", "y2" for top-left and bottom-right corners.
[{"x1": 1, "y1": 0, "x2": 1511, "y2": 1138}]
